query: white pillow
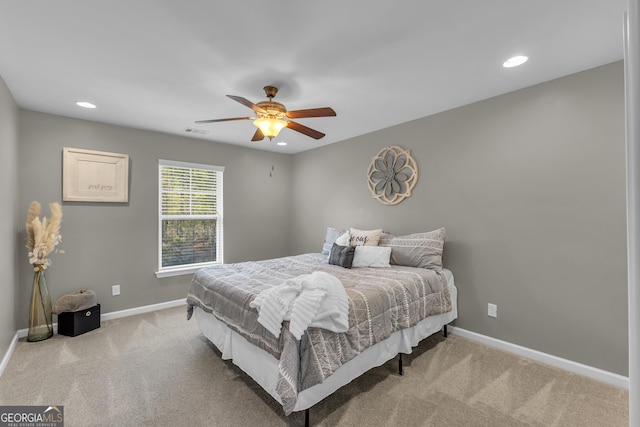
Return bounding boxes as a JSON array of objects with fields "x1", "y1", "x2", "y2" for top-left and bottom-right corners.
[
  {"x1": 335, "y1": 231, "x2": 350, "y2": 246},
  {"x1": 352, "y1": 246, "x2": 392, "y2": 268},
  {"x1": 349, "y1": 228, "x2": 382, "y2": 246}
]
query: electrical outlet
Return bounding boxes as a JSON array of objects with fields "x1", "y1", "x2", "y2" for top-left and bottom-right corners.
[
  {"x1": 488, "y1": 303, "x2": 497, "y2": 318},
  {"x1": 112, "y1": 284, "x2": 121, "y2": 296}
]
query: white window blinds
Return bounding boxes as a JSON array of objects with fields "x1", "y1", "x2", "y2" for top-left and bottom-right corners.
[{"x1": 158, "y1": 160, "x2": 224, "y2": 271}]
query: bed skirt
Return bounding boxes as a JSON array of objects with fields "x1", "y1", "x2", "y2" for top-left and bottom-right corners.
[{"x1": 194, "y1": 268, "x2": 458, "y2": 413}]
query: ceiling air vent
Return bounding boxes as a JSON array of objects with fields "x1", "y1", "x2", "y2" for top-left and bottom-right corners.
[{"x1": 184, "y1": 128, "x2": 209, "y2": 135}]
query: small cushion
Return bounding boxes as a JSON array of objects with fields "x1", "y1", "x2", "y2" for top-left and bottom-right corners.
[
  {"x1": 321, "y1": 227, "x2": 342, "y2": 256},
  {"x1": 349, "y1": 228, "x2": 382, "y2": 246},
  {"x1": 328, "y1": 243, "x2": 355, "y2": 269},
  {"x1": 352, "y1": 246, "x2": 392, "y2": 268},
  {"x1": 378, "y1": 228, "x2": 445, "y2": 269},
  {"x1": 335, "y1": 231, "x2": 350, "y2": 246},
  {"x1": 52, "y1": 289, "x2": 98, "y2": 315}
]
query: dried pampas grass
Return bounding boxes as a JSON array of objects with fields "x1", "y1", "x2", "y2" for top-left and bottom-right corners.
[
  {"x1": 45, "y1": 202, "x2": 62, "y2": 254},
  {"x1": 26, "y1": 201, "x2": 63, "y2": 271},
  {"x1": 25, "y1": 201, "x2": 40, "y2": 252}
]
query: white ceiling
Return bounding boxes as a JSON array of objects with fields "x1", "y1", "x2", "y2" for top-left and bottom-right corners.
[{"x1": 0, "y1": 0, "x2": 628, "y2": 154}]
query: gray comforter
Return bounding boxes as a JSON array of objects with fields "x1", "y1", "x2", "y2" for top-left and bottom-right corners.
[{"x1": 186, "y1": 253, "x2": 451, "y2": 414}]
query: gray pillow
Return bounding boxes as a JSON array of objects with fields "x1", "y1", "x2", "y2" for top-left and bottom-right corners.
[
  {"x1": 321, "y1": 227, "x2": 343, "y2": 255},
  {"x1": 378, "y1": 228, "x2": 445, "y2": 269},
  {"x1": 328, "y1": 243, "x2": 355, "y2": 269}
]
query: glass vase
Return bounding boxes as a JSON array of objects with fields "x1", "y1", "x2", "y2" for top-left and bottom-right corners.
[{"x1": 27, "y1": 268, "x2": 53, "y2": 342}]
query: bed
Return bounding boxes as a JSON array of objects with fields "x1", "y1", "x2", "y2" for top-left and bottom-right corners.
[{"x1": 187, "y1": 228, "x2": 456, "y2": 423}]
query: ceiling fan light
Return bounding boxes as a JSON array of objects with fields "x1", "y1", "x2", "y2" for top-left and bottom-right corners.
[{"x1": 253, "y1": 117, "x2": 286, "y2": 139}]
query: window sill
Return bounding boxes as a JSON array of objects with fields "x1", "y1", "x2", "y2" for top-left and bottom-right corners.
[{"x1": 155, "y1": 263, "x2": 219, "y2": 279}]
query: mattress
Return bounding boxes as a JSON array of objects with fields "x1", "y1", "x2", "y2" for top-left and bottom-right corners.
[{"x1": 193, "y1": 268, "x2": 457, "y2": 412}]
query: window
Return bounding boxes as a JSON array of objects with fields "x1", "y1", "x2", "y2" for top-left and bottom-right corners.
[{"x1": 157, "y1": 160, "x2": 224, "y2": 277}]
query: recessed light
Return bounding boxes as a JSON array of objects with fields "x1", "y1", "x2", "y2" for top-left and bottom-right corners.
[
  {"x1": 503, "y1": 55, "x2": 528, "y2": 68},
  {"x1": 76, "y1": 101, "x2": 96, "y2": 109},
  {"x1": 276, "y1": 141, "x2": 287, "y2": 146}
]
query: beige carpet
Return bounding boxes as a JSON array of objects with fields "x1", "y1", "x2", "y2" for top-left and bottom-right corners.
[{"x1": 0, "y1": 306, "x2": 628, "y2": 426}]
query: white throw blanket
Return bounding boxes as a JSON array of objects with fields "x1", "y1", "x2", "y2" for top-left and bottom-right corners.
[{"x1": 249, "y1": 271, "x2": 349, "y2": 340}]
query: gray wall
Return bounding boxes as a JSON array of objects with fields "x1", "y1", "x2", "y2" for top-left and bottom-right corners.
[
  {"x1": 291, "y1": 62, "x2": 628, "y2": 375},
  {"x1": 0, "y1": 77, "x2": 19, "y2": 359},
  {"x1": 3, "y1": 61, "x2": 629, "y2": 377},
  {"x1": 16, "y1": 112, "x2": 293, "y2": 328}
]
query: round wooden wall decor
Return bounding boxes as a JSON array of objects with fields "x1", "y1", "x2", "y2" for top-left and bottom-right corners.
[{"x1": 367, "y1": 145, "x2": 418, "y2": 205}]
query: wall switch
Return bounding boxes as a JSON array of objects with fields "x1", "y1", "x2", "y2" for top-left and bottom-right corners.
[
  {"x1": 112, "y1": 284, "x2": 121, "y2": 296},
  {"x1": 488, "y1": 303, "x2": 497, "y2": 318}
]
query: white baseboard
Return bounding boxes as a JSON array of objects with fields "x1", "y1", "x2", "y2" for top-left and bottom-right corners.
[
  {"x1": 0, "y1": 332, "x2": 20, "y2": 378},
  {"x1": 449, "y1": 326, "x2": 630, "y2": 389},
  {"x1": 2, "y1": 304, "x2": 629, "y2": 391},
  {"x1": 1, "y1": 298, "x2": 187, "y2": 377},
  {"x1": 99, "y1": 298, "x2": 187, "y2": 321},
  {"x1": 16, "y1": 323, "x2": 58, "y2": 339}
]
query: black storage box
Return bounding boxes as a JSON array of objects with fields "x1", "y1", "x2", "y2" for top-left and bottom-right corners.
[{"x1": 57, "y1": 304, "x2": 100, "y2": 337}]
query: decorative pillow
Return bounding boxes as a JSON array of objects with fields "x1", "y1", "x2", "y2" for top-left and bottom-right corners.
[
  {"x1": 328, "y1": 243, "x2": 355, "y2": 269},
  {"x1": 335, "y1": 231, "x2": 350, "y2": 246},
  {"x1": 352, "y1": 246, "x2": 392, "y2": 268},
  {"x1": 321, "y1": 227, "x2": 342, "y2": 256},
  {"x1": 378, "y1": 227, "x2": 445, "y2": 269},
  {"x1": 349, "y1": 228, "x2": 382, "y2": 246}
]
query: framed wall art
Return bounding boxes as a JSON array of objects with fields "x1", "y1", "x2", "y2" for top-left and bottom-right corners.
[{"x1": 62, "y1": 147, "x2": 129, "y2": 203}]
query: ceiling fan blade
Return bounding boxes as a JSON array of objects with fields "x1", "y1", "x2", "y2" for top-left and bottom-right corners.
[
  {"x1": 285, "y1": 107, "x2": 336, "y2": 119},
  {"x1": 227, "y1": 95, "x2": 266, "y2": 114},
  {"x1": 251, "y1": 128, "x2": 265, "y2": 141},
  {"x1": 195, "y1": 117, "x2": 252, "y2": 124},
  {"x1": 286, "y1": 120, "x2": 326, "y2": 139}
]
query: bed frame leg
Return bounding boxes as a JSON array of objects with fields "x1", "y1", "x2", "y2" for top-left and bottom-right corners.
[
  {"x1": 398, "y1": 353, "x2": 404, "y2": 376},
  {"x1": 443, "y1": 324, "x2": 448, "y2": 338},
  {"x1": 305, "y1": 408, "x2": 309, "y2": 427}
]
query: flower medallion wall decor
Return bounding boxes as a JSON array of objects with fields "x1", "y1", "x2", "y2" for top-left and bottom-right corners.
[{"x1": 367, "y1": 145, "x2": 418, "y2": 205}]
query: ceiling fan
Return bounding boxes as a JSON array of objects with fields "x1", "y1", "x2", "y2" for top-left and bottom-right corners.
[{"x1": 195, "y1": 86, "x2": 336, "y2": 141}]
